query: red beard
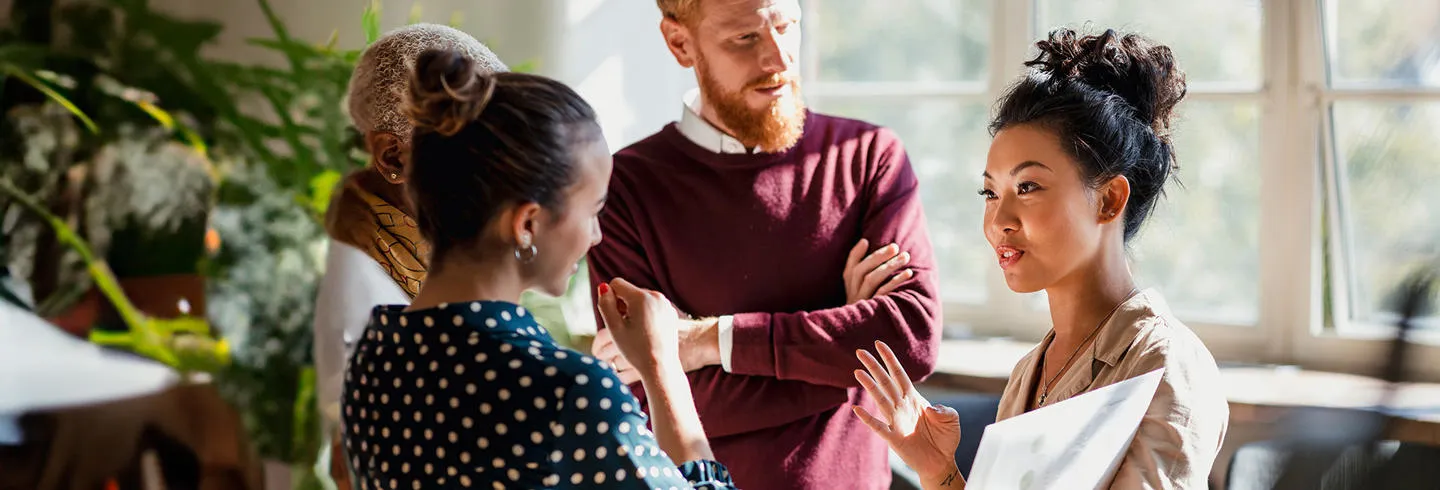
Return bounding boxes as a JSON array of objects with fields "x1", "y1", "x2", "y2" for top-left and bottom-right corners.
[{"x1": 697, "y1": 63, "x2": 807, "y2": 153}]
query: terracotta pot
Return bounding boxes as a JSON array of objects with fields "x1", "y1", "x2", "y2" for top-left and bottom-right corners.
[
  {"x1": 46, "y1": 288, "x2": 104, "y2": 338},
  {"x1": 107, "y1": 274, "x2": 209, "y2": 321},
  {"x1": 48, "y1": 274, "x2": 208, "y2": 338}
]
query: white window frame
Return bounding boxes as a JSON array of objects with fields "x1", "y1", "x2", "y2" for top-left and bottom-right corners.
[
  {"x1": 1294, "y1": 0, "x2": 1440, "y2": 379},
  {"x1": 802, "y1": 0, "x2": 1440, "y2": 381}
]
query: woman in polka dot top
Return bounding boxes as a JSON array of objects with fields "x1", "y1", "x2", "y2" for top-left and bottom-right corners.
[{"x1": 341, "y1": 50, "x2": 737, "y2": 489}]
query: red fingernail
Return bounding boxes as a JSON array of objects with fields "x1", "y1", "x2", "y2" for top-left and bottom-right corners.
[{"x1": 598, "y1": 283, "x2": 610, "y2": 295}]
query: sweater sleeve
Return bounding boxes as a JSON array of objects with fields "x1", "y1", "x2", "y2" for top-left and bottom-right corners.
[
  {"x1": 588, "y1": 176, "x2": 854, "y2": 438},
  {"x1": 727, "y1": 130, "x2": 943, "y2": 388}
]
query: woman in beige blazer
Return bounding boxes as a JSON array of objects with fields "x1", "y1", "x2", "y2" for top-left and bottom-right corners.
[{"x1": 852, "y1": 28, "x2": 1229, "y2": 489}]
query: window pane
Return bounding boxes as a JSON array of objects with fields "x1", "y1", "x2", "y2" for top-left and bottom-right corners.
[
  {"x1": 1332, "y1": 102, "x2": 1440, "y2": 328},
  {"x1": 1132, "y1": 101, "x2": 1262, "y2": 325},
  {"x1": 814, "y1": 98, "x2": 992, "y2": 304},
  {"x1": 1324, "y1": 0, "x2": 1440, "y2": 88},
  {"x1": 810, "y1": 0, "x2": 991, "y2": 83},
  {"x1": 1035, "y1": 0, "x2": 1263, "y2": 87}
]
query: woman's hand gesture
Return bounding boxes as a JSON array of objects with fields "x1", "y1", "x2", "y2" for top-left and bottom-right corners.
[{"x1": 853, "y1": 341, "x2": 963, "y2": 485}]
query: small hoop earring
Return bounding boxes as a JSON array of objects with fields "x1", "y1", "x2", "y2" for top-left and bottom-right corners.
[
  {"x1": 389, "y1": 172, "x2": 398, "y2": 180},
  {"x1": 515, "y1": 235, "x2": 537, "y2": 264},
  {"x1": 514, "y1": 244, "x2": 538, "y2": 264}
]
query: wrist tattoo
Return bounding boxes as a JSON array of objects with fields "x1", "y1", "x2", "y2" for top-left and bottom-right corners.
[{"x1": 939, "y1": 470, "x2": 958, "y2": 486}]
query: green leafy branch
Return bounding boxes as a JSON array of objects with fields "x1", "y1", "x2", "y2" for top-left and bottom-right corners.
[
  {"x1": 0, "y1": 176, "x2": 229, "y2": 372},
  {"x1": 0, "y1": 44, "x2": 98, "y2": 133}
]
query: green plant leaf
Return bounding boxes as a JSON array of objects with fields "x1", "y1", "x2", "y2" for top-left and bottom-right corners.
[
  {"x1": 155, "y1": 316, "x2": 212, "y2": 336},
  {"x1": 171, "y1": 333, "x2": 232, "y2": 372},
  {"x1": 307, "y1": 170, "x2": 343, "y2": 216},
  {"x1": 323, "y1": 29, "x2": 340, "y2": 52},
  {"x1": 128, "y1": 13, "x2": 224, "y2": 56},
  {"x1": 511, "y1": 60, "x2": 539, "y2": 74},
  {"x1": 0, "y1": 64, "x2": 99, "y2": 133},
  {"x1": 408, "y1": 3, "x2": 423, "y2": 24},
  {"x1": 179, "y1": 126, "x2": 209, "y2": 156},
  {"x1": 255, "y1": 84, "x2": 319, "y2": 174},
  {"x1": 0, "y1": 177, "x2": 174, "y2": 366},
  {"x1": 0, "y1": 177, "x2": 229, "y2": 372},
  {"x1": 362, "y1": 0, "x2": 382, "y2": 45},
  {"x1": 245, "y1": 38, "x2": 326, "y2": 61},
  {"x1": 134, "y1": 100, "x2": 176, "y2": 129},
  {"x1": 90, "y1": 330, "x2": 136, "y2": 348},
  {"x1": 256, "y1": 0, "x2": 304, "y2": 74},
  {"x1": 131, "y1": 101, "x2": 209, "y2": 156},
  {"x1": 448, "y1": 11, "x2": 464, "y2": 29},
  {"x1": 291, "y1": 367, "x2": 318, "y2": 461},
  {"x1": 0, "y1": 43, "x2": 48, "y2": 67}
]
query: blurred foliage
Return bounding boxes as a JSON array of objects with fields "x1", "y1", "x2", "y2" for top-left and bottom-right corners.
[
  {"x1": 2, "y1": 0, "x2": 556, "y2": 483},
  {"x1": 1, "y1": 0, "x2": 227, "y2": 372},
  {"x1": 1, "y1": 0, "x2": 368, "y2": 472}
]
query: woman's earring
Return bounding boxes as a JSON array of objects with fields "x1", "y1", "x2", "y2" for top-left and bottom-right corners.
[
  {"x1": 514, "y1": 235, "x2": 538, "y2": 264},
  {"x1": 390, "y1": 172, "x2": 398, "y2": 180}
]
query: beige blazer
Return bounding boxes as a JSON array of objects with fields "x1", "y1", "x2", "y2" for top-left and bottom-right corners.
[{"x1": 995, "y1": 290, "x2": 1229, "y2": 489}]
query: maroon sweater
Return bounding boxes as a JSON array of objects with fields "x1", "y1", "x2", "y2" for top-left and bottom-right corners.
[{"x1": 587, "y1": 111, "x2": 942, "y2": 489}]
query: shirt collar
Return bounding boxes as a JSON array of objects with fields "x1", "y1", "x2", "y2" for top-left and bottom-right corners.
[
  {"x1": 369, "y1": 301, "x2": 551, "y2": 340},
  {"x1": 1093, "y1": 288, "x2": 1167, "y2": 366},
  {"x1": 677, "y1": 88, "x2": 761, "y2": 154}
]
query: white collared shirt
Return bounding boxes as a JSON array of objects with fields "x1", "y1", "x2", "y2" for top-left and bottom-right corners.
[
  {"x1": 674, "y1": 88, "x2": 745, "y2": 371},
  {"x1": 676, "y1": 88, "x2": 762, "y2": 155}
]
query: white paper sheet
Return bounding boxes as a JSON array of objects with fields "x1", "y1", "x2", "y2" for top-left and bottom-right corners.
[{"x1": 967, "y1": 368, "x2": 1165, "y2": 490}]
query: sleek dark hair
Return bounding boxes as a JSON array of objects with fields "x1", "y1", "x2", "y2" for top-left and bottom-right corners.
[
  {"x1": 991, "y1": 28, "x2": 1187, "y2": 241},
  {"x1": 405, "y1": 48, "x2": 600, "y2": 265}
]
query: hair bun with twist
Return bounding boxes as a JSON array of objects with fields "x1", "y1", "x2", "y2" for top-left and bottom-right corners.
[
  {"x1": 406, "y1": 48, "x2": 497, "y2": 137},
  {"x1": 1027, "y1": 28, "x2": 1187, "y2": 142}
]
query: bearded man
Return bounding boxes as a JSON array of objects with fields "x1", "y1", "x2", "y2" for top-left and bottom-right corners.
[{"x1": 585, "y1": 1, "x2": 942, "y2": 488}]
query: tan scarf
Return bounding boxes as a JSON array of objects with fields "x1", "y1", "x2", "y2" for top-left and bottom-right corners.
[{"x1": 324, "y1": 176, "x2": 428, "y2": 298}]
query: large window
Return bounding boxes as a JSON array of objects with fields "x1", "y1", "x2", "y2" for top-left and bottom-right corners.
[
  {"x1": 1321, "y1": 0, "x2": 1440, "y2": 334},
  {"x1": 803, "y1": 0, "x2": 1440, "y2": 376},
  {"x1": 806, "y1": 0, "x2": 995, "y2": 305}
]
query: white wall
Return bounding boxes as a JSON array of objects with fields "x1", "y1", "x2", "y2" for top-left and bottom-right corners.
[
  {"x1": 152, "y1": 0, "x2": 557, "y2": 79},
  {"x1": 143, "y1": 0, "x2": 691, "y2": 151},
  {"x1": 0, "y1": 0, "x2": 690, "y2": 153},
  {"x1": 552, "y1": 0, "x2": 697, "y2": 151}
]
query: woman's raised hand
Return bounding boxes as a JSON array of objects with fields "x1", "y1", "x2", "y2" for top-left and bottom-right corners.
[{"x1": 853, "y1": 341, "x2": 963, "y2": 484}]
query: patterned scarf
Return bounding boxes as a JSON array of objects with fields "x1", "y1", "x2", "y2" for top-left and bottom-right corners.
[{"x1": 325, "y1": 176, "x2": 428, "y2": 298}]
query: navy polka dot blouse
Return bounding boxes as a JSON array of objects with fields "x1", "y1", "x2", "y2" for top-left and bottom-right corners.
[{"x1": 341, "y1": 301, "x2": 736, "y2": 489}]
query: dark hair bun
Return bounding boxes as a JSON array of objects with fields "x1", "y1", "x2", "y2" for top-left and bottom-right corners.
[
  {"x1": 407, "y1": 48, "x2": 496, "y2": 136},
  {"x1": 1028, "y1": 28, "x2": 1187, "y2": 142}
]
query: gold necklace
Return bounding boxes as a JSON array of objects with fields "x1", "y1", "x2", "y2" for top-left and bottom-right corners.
[{"x1": 1036, "y1": 288, "x2": 1140, "y2": 407}]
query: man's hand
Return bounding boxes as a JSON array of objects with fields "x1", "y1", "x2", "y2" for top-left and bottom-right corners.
[
  {"x1": 845, "y1": 239, "x2": 915, "y2": 304},
  {"x1": 592, "y1": 309, "x2": 720, "y2": 384}
]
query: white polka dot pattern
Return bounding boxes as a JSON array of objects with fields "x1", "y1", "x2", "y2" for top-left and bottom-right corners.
[{"x1": 341, "y1": 301, "x2": 734, "y2": 489}]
